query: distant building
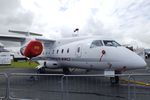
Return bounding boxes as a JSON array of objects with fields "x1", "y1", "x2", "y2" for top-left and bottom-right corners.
[
  {"x1": 0, "y1": 42, "x2": 11, "y2": 65},
  {"x1": 6, "y1": 47, "x2": 27, "y2": 62}
]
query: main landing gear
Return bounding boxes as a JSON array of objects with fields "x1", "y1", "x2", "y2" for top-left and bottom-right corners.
[
  {"x1": 37, "y1": 61, "x2": 47, "y2": 73},
  {"x1": 110, "y1": 71, "x2": 121, "y2": 85},
  {"x1": 37, "y1": 67, "x2": 46, "y2": 73},
  {"x1": 63, "y1": 67, "x2": 70, "y2": 74}
]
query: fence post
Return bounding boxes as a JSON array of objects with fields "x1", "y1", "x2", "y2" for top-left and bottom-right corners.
[
  {"x1": 61, "y1": 75, "x2": 64, "y2": 100},
  {"x1": 128, "y1": 75, "x2": 136, "y2": 100},
  {"x1": 5, "y1": 73, "x2": 10, "y2": 100},
  {"x1": 128, "y1": 75, "x2": 131, "y2": 100},
  {"x1": 66, "y1": 76, "x2": 69, "y2": 100}
]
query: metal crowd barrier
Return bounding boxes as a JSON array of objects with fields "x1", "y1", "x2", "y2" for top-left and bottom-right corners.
[
  {"x1": 0, "y1": 73, "x2": 150, "y2": 100},
  {"x1": 8, "y1": 73, "x2": 63, "y2": 100},
  {"x1": 0, "y1": 73, "x2": 8, "y2": 100},
  {"x1": 62, "y1": 74, "x2": 130, "y2": 100},
  {"x1": 62, "y1": 74, "x2": 150, "y2": 100}
]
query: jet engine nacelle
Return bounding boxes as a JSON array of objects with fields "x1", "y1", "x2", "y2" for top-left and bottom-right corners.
[
  {"x1": 37, "y1": 60, "x2": 60, "y2": 69},
  {"x1": 20, "y1": 40, "x2": 43, "y2": 58}
]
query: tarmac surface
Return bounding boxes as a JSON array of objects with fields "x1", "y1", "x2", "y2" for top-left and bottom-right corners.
[{"x1": 0, "y1": 59, "x2": 150, "y2": 100}]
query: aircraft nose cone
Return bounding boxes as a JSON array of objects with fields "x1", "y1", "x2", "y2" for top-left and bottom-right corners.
[
  {"x1": 136, "y1": 56, "x2": 147, "y2": 67},
  {"x1": 122, "y1": 48, "x2": 147, "y2": 69},
  {"x1": 113, "y1": 47, "x2": 147, "y2": 69},
  {"x1": 141, "y1": 60, "x2": 147, "y2": 67}
]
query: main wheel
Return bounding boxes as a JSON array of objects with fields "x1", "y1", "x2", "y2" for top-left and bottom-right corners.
[
  {"x1": 63, "y1": 68, "x2": 70, "y2": 74},
  {"x1": 37, "y1": 67, "x2": 46, "y2": 73}
]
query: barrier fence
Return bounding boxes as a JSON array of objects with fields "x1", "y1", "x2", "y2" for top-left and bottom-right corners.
[
  {"x1": 0, "y1": 73, "x2": 7, "y2": 100},
  {"x1": 0, "y1": 73, "x2": 150, "y2": 100}
]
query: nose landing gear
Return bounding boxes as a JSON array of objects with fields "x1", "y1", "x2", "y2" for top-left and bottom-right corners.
[
  {"x1": 110, "y1": 71, "x2": 121, "y2": 85},
  {"x1": 110, "y1": 76, "x2": 119, "y2": 84}
]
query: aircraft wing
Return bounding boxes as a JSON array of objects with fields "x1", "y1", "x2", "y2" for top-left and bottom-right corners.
[
  {"x1": 8, "y1": 30, "x2": 43, "y2": 36},
  {"x1": 0, "y1": 35, "x2": 55, "y2": 43},
  {"x1": 0, "y1": 35, "x2": 26, "y2": 42},
  {"x1": 0, "y1": 34, "x2": 56, "y2": 52}
]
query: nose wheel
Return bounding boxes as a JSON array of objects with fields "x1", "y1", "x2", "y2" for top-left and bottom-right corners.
[
  {"x1": 110, "y1": 76, "x2": 119, "y2": 84},
  {"x1": 110, "y1": 70, "x2": 121, "y2": 85}
]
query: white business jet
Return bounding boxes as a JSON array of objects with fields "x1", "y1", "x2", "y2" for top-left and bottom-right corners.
[{"x1": 0, "y1": 30, "x2": 147, "y2": 84}]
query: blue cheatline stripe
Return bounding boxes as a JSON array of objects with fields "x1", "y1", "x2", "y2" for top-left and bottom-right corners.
[{"x1": 32, "y1": 57, "x2": 119, "y2": 62}]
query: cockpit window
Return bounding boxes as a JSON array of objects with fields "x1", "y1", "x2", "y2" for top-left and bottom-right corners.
[
  {"x1": 90, "y1": 40, "x2": 103, "y2": 48},
  {"x1": 103, "y1": 40, "x2": 121, "y2": 47}
]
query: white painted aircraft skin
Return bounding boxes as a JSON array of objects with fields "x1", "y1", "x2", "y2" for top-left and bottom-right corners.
[
  {"x1": 0, "y1": 32, "x2": 147, "y2": 84},
  {"x1": 37, "y1": 37, "x2": 147, "y2": 71},
  {"x1": 0, "y1": 34, "x2": 147, "y2": 72}
]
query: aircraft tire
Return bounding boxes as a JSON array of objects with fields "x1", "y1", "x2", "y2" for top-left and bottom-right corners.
[
  {"x1": 110, "y1": 76, "x2": 119, "y2": 85},
  {"x1": 63, "y1": 68, "x2": 70, "y2": 74},
  {"x1": 37, "y1": 67, "x2": 46, "y2": 73}
]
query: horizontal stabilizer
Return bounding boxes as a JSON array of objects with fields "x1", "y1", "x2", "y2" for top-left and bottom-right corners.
[
  {"x1": 8, "y1": 30, "x2": 43, "y2": 36},
  {"x1": 0, "y1": 35, "x2": 26, "y2": 42}
]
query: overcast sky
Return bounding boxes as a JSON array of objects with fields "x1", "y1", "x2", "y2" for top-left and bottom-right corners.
[{"x1": 0, "y1": 0, "x2": 150, "y2": 48}]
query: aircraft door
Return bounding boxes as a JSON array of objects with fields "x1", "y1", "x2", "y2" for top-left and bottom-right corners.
[{"x1": 75, "y1": 44, "x2": 82, "y2": 58}]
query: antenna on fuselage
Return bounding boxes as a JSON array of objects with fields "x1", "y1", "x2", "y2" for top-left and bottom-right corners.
[{"x1": 72, "y1": 28, "x2": 79, "y2": 37}]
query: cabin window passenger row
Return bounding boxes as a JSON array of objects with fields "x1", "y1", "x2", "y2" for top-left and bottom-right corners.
[
  {"x1": 62, "y1": 49, "x2": 64, "y2": 53},
  {"x1": 77, "y1": 47, "x2": 80, "y2": 52},
  {"x1": 51, "y1": 48, "x2": 70, "y2": 54},
  {"x1": 67, "y1": 48, "x2": 69, "y2": 53},
  {"x1": 57, "y1": 49, "x2": 59, "y2": 54},
  {"x1": 52, "y1": 50, "x2": 54, "y2": 54}
]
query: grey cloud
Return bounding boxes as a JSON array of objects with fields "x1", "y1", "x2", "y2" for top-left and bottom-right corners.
[
  {"x1": 59, "y1": 0, "x2": 80, "y2": 11},
  {"x1": 0, "y1": 0, "x2": 150, "y2": 48},
  {"x1": 0, "y1": 0, "x2": 20, "y2": 14},
  {"x1": 6, "y1": 11, "x2": 34, "y2": 26},
  {"x1": 107, "y1": 0, "x2": 150, "y2": 47},
  {"x1": 59, "y1": 7, "x2": 68, "y2": 11},
  {"x1": 82, "y1": 17, "x2": 109, "y2": 36},
  {"x1": 59, "y1": 15, "x2": 112, "y2": 38},
  {"x1": 59, "y1": 26, "x2": 74, "y2": 37},
  {"x1": 0, "y1": 0, "x2": 34, "y2": 47},
  {"x1": 58, "y1": 3, "x2": 112, "y2": 38},
  {"x1": 46, "y1": 0, "x2": 150, "y2": 48},
  {"x1": 0, "y1": 0, "x2": 34, "y2": 33}
]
